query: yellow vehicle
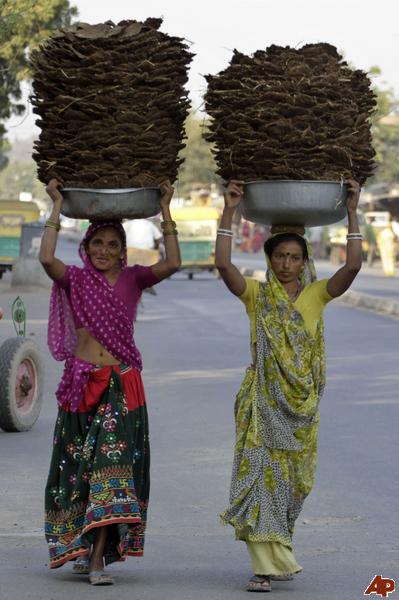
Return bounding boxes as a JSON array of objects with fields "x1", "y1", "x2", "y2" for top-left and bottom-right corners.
[
  {"x1": 171, "y1": 206, "x2": 220, "y2": 279},
  {"x1": 0, "y1": 201, "x2": 40, "y2": 278}
]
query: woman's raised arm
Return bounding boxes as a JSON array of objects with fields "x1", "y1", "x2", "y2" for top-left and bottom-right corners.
[
  {"x1": 39, "y1": 178, "x2": 67, "y2": 281},
  {"x1": 215, "y1": 180, "x2": 246, "y2": 297},
  {"x1": 327, "y1": 179, "x2": 362, "y2": 298},
  {"x1": 151, "y1": 179, "x2": 181, "y2": 281}
]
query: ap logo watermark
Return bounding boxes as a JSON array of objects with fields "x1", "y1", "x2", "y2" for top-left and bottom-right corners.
[{"x1": 364, "y1": 575, "x2": 396, "y2": 598}]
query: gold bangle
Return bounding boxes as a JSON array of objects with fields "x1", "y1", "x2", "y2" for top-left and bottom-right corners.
[
  {"x1": 163, "y1": 230, "x2": 178, "y2": 236},
  {"x1": 45, "y1": 221, "x2": 61, "y2": 232},
  {"x1": 161, "y1": 220, "x2": 177, "y2": 229},
  {"x1": 46, "y1": 219, "x2": 61, "y2": 229}
]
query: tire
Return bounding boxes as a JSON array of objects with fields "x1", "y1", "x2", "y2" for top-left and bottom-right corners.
[{"x1": 0, "y1": 338, "x2": 44, "y2": 432}]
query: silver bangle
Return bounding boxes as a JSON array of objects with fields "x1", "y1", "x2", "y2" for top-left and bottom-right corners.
[
  {"x1": 346, "y1": 234, "x2": 363, "y2": 240},
  {"x1": 217, "y1": 228, "x2": 233, "y2": 237}
]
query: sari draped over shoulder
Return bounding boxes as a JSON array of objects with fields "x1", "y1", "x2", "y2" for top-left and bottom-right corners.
[
  {"x1": 221, "y1": 261, "x2": 326, "y2": 548},
  {"x1": 47, "y1": 220, "x2": 142, "y2": 412}
]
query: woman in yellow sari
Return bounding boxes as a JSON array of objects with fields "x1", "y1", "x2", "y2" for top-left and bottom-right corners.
[{"x1": 215, "y1": 180, "x2": 362, "y2": 593}]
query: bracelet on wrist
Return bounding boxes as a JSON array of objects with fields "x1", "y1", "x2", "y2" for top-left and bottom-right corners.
[
  {"x1": 346, "y1": 233, "x2": 363, "y2": 240},
  {"x1": 161, "y1": 220, "x2": 177, "y2": 229},
  {"x1": 217, "y1": 228, "x2": 233, "y2": 237},
  {"x1": 45, "y1": 220, "x2": 61, "y2": 232}
]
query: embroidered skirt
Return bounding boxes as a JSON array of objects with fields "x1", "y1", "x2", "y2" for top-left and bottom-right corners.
[{"x1": 45, "y1": 364, "x2": 149, "y2": 568}]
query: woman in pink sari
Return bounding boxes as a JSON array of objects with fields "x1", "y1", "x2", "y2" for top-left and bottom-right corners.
[{"x1": 39, "y1": 178, "x2": 180, "y2": 585}]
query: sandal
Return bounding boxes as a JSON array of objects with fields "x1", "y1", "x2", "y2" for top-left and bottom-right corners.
[
  {"x1": 72, "y1": 556, "x2": 90, "y2": 575},
  {"x1": 247, "y1": 575, "x2": 272, "y2": 593},
  {"x1": 89, "y1": 570, "x2": 115, "y2": 586}
]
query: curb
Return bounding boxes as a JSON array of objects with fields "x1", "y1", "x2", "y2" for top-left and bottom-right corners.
[
  {"x1": 239, "y1": 267, "x2": 399, "y2": 320},
  {"x1": 338, "y1": 290, "x2": 399, "y2": 318}
]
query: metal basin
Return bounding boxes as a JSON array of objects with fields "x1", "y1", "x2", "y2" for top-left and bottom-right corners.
[
  {"x1": 60, "y1": 187, "x2": 161, "y2": 220},
  {"x1": 242, "y1": 180, "x2": 348, "y2": 227}
]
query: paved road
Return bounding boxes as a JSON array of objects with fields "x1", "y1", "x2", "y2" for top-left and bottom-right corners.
[
  {"x1": 0, "y1": 268, "x2": 398, "y2": 599},
  {"x1": 233, "y1": 251, "x2": 399, "y2": 300},
  {"x1": 56, "y1": 234, "x2": 83, "y2": 265}
]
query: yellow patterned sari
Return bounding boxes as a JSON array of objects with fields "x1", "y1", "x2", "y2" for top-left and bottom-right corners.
[{"x1": 221, "y1": 257, "x2": 326, "y2": 572}]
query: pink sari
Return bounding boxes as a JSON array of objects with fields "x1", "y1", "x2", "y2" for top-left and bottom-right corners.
[{"x1": 48, "y1": 221, "x2": 143, "y2": 412}]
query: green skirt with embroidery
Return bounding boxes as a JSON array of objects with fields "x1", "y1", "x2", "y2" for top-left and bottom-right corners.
[{"x1": 45, "y1": 365, "x2": 149, "y2": 568}]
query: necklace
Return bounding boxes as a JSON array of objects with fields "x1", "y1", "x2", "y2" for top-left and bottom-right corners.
[{"x1": 288, "y1": 283, "x2": 301, "y2": 301}]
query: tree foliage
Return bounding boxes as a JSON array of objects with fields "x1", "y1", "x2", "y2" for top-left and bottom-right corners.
[
  {"x1": 0, "y1": 0, "x2": 77, "y2": 168},
  {"x1": 369, "y1": 67, "x2": 399, "y2": 184},
  {"x1": 177, "y1": 110, "x2": 222, "y2": 196},
  {"x1": 0, "y1": 159, "x2": 47, "y2": 201}
]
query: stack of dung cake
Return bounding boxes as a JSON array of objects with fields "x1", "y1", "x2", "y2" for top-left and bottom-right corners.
[
  {"x1": 31, "y1": 18, "x2": 193, "y2": 219},
  {"x1": 204, "y1": 43, "x2": 376, "y2": 226}
]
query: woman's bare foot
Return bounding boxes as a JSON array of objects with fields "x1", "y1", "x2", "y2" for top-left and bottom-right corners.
[
  {"x1": 89, "y1": 556, "x2": 104, "y2": 572},
  {"x1": 89, "y1": 526, "x2": 108, "y2": 572}
]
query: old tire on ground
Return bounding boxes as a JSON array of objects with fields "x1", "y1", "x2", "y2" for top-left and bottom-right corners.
[{"x1": 0, "y1": 338, "x2": 44, "y2": 432}]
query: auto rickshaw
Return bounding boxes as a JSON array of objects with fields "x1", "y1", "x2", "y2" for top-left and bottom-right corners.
[
  {"x1": 171, "y1": 206, "x2": 219, "y2": 279},
  {"x1": 0, "y1": 200, "x2": 40, "y2": 278}
]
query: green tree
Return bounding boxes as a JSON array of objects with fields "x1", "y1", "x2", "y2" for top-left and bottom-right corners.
[
  {"x1": 177, "y1": 110, "x2": 222, "y2": 196},
  {"x1": 0, "y1": 0, "x2": 78, "y2": 169},
  {"x1": 369, "y1": 66, "x2": 399, "y2": 183},
  {"x1": 0, "y1": 159, "x2": 48, "y2": 201}
]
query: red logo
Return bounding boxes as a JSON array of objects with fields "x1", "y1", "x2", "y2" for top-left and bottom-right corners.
[{"x1": 364, "y1": 575, "x2": 395, "y2": 598}]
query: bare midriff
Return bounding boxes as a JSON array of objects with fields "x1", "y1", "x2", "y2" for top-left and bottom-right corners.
[{"x1": 74, "y1": 327, "x2": 120, "y2": 366}]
